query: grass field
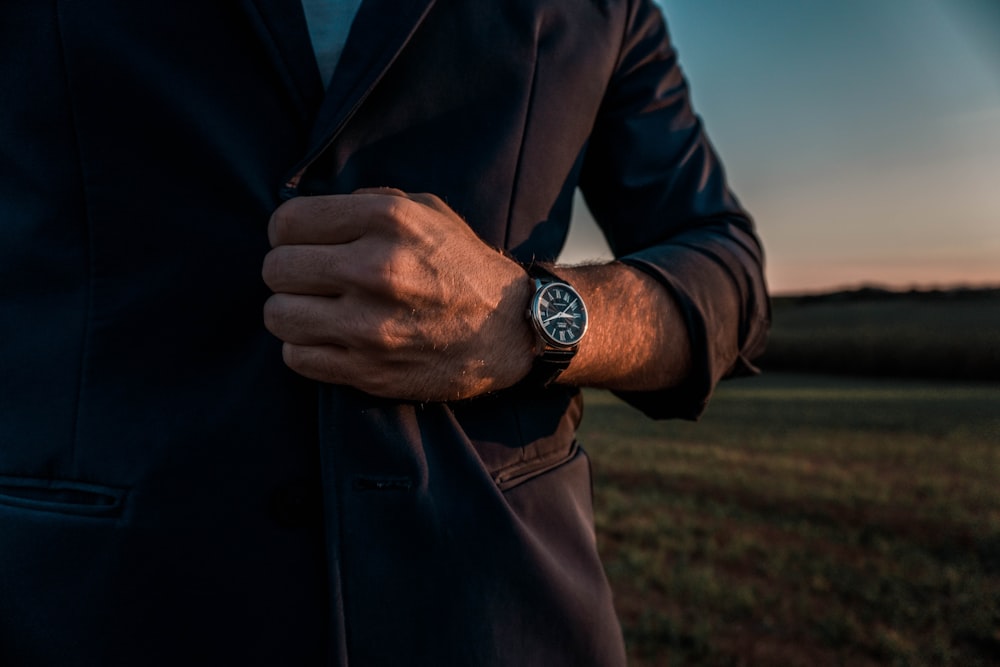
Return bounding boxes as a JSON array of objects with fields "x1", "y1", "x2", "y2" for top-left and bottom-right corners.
[{"x1": 582, "y1": 373, "x2": 1000, "y2": 666}]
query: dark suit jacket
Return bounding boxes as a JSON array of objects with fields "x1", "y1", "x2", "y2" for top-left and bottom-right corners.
[{"x1": 0, "y1": 0, "x2": 769, "y2": 664}]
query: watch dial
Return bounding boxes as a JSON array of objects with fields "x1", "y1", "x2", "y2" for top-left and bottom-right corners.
[{"x1": 535, "y1": 282, "x2": 588, "y2": 347}]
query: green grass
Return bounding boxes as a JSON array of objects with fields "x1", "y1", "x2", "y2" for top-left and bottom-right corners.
[{"x1": 583, "y1": 373, "x2": 1000, "y2": 666}]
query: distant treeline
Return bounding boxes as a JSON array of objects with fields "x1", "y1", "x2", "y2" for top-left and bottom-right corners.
[{"x1": 758, "y1": 286, "x2": 1000, "y2": 380}]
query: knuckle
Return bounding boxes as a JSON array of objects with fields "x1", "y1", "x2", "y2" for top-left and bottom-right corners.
[
  {"x1": 370, "y1": 318, "x2": 402, "y2": 352},
  {"x1": 349, "y1": 310, "x2": 387, "y2": 349},
  {"x1": 349, "y1": 309, "x2": 406, "y2": 355},
  {"x1": 361, "y1": 248, "x2": 405, "y2": 293},
  {"x1": 376, "y1": 196, "x2": 413, "y2": 230},
  {"x1": 372, "y1": 259, "x2": 399, "y2": 293},
  {"x1": 412, "y1": 192, "x2": 444, "y2": 210}
]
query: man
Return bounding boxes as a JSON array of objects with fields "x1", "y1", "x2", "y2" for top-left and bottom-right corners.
[{"x1": 0, "y1": 0, "x2": 768, "y2": 664}]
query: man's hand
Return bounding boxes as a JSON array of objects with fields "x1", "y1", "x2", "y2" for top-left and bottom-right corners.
[{"x1": 262, "y1": 188, "x2": 536, "y2": 402}]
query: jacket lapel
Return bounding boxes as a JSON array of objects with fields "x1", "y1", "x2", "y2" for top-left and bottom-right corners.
[
  {"x1": 241, "y1": 0, "x2": 326, "y2": 125},
  {"x1": 305, "y1": 0, "x2": 438, "y2": 159},
  {"x1": 246, "y1": 0, "x2": 438, "y2": 192}
]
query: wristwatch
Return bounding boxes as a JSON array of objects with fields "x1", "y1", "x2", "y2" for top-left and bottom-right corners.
[{"x1": 524, "y1": 265, "x2": 589, "y2": 387}]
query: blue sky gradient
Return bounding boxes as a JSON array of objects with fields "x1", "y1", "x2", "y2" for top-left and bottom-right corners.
[{"x1": 560, "y1": 0, "x2": 1000, "y2": 293}]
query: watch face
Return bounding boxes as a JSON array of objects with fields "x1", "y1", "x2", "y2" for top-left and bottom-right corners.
[{"x1": 532, "y1": 281, "x2": 588, "y2": 348}]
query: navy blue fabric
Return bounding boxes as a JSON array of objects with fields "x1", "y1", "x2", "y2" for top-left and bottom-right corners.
[{"x1": 1, "y1": 0, "x2": 768, "y2": 664}]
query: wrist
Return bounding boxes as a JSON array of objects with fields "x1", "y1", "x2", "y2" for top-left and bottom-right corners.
[{"x1": 482, "y1": 259, "x2": 537, "y2": 393}]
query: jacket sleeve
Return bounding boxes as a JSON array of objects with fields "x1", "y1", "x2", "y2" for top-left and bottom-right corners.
[{"x1": 578, "y1": 0, "x2": 770, "y2": 420}]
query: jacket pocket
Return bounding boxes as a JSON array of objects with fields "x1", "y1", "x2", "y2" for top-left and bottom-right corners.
[
  {"x1": 452, "y1": 385, "x2": 585, "y2": 491},
  {"x1": 0, "y1": 475, "x2": 127, "y2": 518},
  {"x1": 493, "y1": 439, "x2": 579, "y2": 491}
]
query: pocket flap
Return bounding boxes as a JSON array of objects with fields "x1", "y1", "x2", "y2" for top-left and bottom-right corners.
[{"x1": 0, "y1": 475, "x2": 127, "y2": 518}]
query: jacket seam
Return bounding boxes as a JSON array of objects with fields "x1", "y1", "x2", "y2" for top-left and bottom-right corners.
[
  {"x1": 501, "y1": 30, "x2": 541, "y2": 252},
  {"x1": 54, "y1": 0, "x2": 94, "y2": 476}
]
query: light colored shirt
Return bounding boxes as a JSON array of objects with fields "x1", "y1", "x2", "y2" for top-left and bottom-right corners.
[{"x1": 300, "y1": 0, "x2": 364, "y2": 85}]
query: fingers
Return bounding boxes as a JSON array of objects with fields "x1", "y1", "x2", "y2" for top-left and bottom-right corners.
[
  {"x1": 280, "y1": 343, "x2": 353, "y2": 385},
  {"x1": 261, "y1": 188, "x2": 505, "y2": 400},
  {"x1": 263, "y1": 189, "x2": 457, "y2": 297},
  {"x1": 264, "y1": 293, "x2": 338, "y2": 345},
  {"x1": 280, "y1": 343, "x2": 402, "y2": 398},
  {"x1": 263, "y1": 293, "x2": 360, "y2": 346},
  {"x1": 269, "y1": 190, "x2": 431, "y2": 247},
  {"x1": 263, "y1": 292, "x2": 414, "y2": 349},
  {"x1": 266, "y1": 296, "x2": 422, "y2": 396},
  {"x1": 262, "y1": 244, "x2": 352, "y2": 295},
  {"x1": 268, "y1": 194, "x2": 372, "y2": 247},
  {"x1": 262, "y1": 241, "x2": 421, "y2": 298},
  {"x1": 268, "y1": 190, "x2": 458, "y2": 247}
]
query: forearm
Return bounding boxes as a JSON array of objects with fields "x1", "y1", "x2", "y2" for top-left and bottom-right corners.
[
  {"x1": 542, "y1": 262, "x2": 694, "y2": 392},
  {"x1": 506, "y1": 224, "x2": 767, "y2": 420}
]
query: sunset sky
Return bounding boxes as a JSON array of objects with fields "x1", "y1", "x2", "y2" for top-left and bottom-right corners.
[{"x1": 559, "y1": 0, "x2": 1000, "y2": 294}]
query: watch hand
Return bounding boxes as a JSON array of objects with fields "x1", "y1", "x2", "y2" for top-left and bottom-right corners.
[{"x1": 541, "y1": 311, "x2": 575, "y2": 325}]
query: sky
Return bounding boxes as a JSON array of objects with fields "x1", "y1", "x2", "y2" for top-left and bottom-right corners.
[{"x1": 559, "y1": 0, "x2": 1000, "y2": 294}]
